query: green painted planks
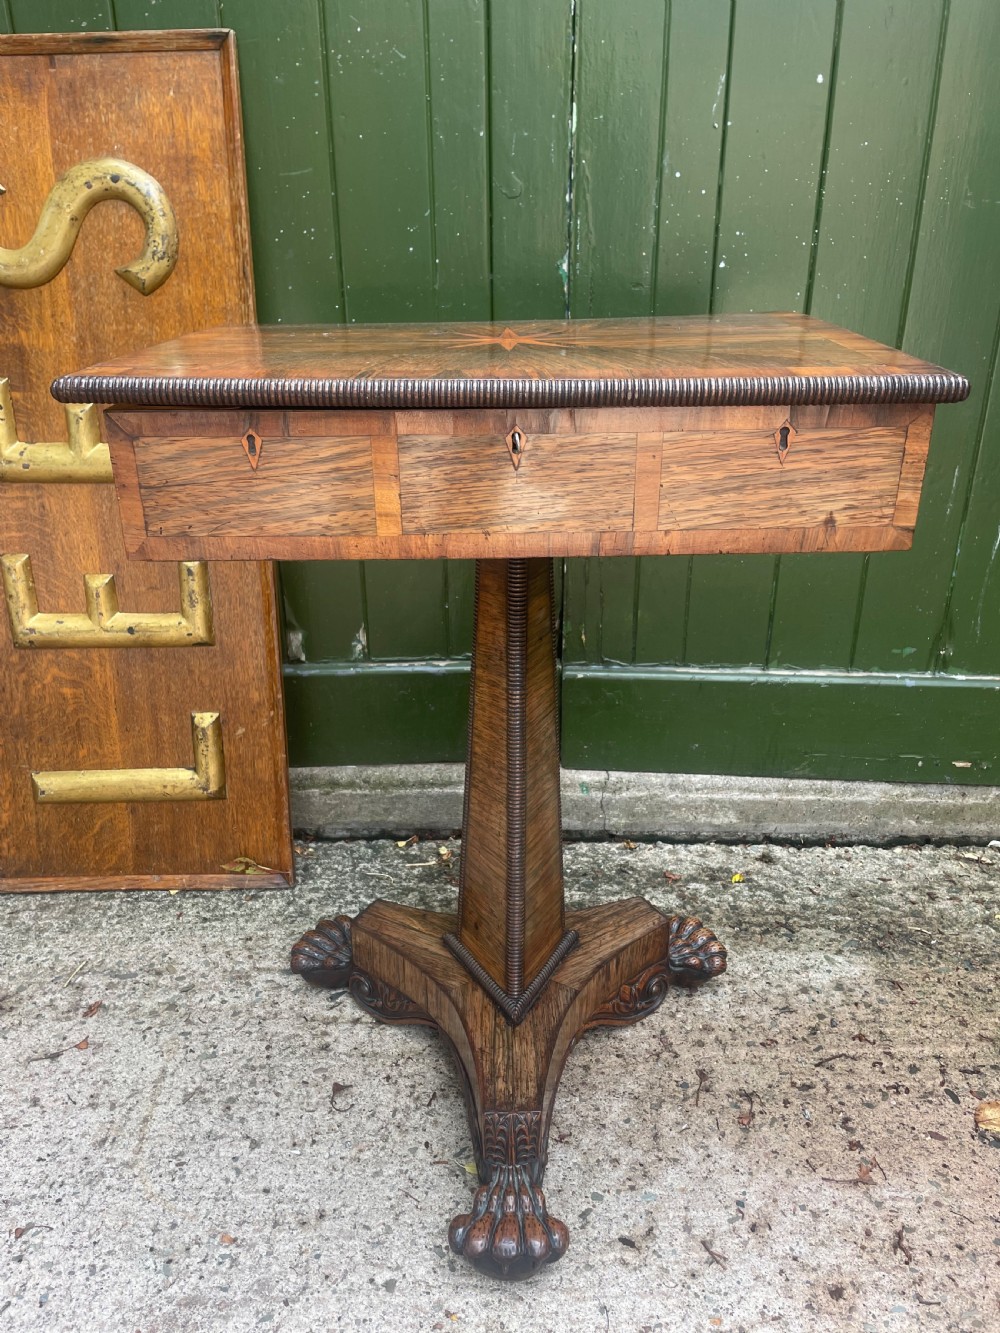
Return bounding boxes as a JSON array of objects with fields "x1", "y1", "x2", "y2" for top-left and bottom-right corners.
[
  {"x1": 653, "y1": 0, "x2": 731, "y2": 318},
  {"x1": 12, "y1": 0, "x2": 1000, "y2": 781},
  {"x1": 364, "y1": 560, "x2": 449, "y2": 660},
  {"x1": 634, "y1": 559, "x2": 688, "y2": 665},
  {"x1": 711, "y1": 0, "x2": 837, "y2": 315},
  {"x1": 808, "y1": 0, "x2": 945, "y2": 348},
  {"x1": 562, "y1": 0, "x2": 670, "y2": 667},
  {"x1": 766, "y1": 0, "x2": 946, "y2": 670},
  {"x1": 563, "y1": 559, "x2": 638, "y2": 667},
  {"x1": 324, "y1": 0, "x2": 436, "y2": 322},
  {"x1": 562, "y1": 667, "x2": 1000, "y2": 786},
  {"x1": 425, "y1": 0, "x2": 490, "y2": 320},
  {"x1": 682, "y1": 560, "x2": 777, "y2": 668},
  {"x1": 445, "y1": 562, "x2": 474, "y2": 658},
  {"x1": 113, "y1": 0, "x2": 220, "y2": 26},
  {"x1": 681, "y1": 0, "x2": 837, "y2": 669},
  {"x1": 425, "y1": 0, "x2": 489, "y2": 661},
  {"x1": 945, "y1": 338, "x2": 1000, "y2": 674},
  {"x1": 489, "y1": 0, "x2": 573, "y2": 320},
  {"x1": 854, "y1": 0, "x2": 1000, "y2": 671},
  {"x1": 220, "y1": 0, "x2": 343, "y2": 324},
  {"x1": 9, "y1": 0, "x2": 111, "y2": 28},
  {"x1": 570, "y1": 0, "x2": 669, "y2": 320},
  {"x1": 324, "y1": 0, "x2": 490, "y2": 659},
  {"x1": 281, "y1": 562, "x2": 366, "y2": 663},
  {"x1": 220, "y1": 0, "x2": 365, "y2": 684},
  {"x1": 633, "y1": 0, "x2": 732, "y2": 670},
  {"x1": 284, "y1": 662, "x2": 467, "y2": 765}
]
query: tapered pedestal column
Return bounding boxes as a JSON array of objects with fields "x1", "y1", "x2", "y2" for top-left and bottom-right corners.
[
  {"x1": 292, "y1": 557, "x2": 727, "y2": 1280},
  {"x1": 444, "y1": 558, "x2": 578, "y2": 1022}
]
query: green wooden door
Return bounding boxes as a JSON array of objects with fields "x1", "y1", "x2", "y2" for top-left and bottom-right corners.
[{"x1": 7, "y1": 0, "x2": 1000, "y2": 784}]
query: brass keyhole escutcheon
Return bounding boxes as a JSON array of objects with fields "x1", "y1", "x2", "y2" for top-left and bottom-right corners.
[{"x1": 505, "y1": 425, "x2": 526, "y2": 472}]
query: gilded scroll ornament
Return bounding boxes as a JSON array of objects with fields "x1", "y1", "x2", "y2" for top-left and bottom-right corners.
[
  {"x1": 0, "y1": 379, "x2": 111, "y2": 483},
  {"x1": 3, "y1": 554, "x2": 213, "y2": 648},
  {"x1": 0, "y1": 157, "x2": 178, "y2": 294},
  {"x1": 32, "y1": 712, "x2": 226, "y2": 803}
]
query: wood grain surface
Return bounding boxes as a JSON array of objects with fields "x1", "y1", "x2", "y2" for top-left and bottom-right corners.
[
  {"x1": 457, "y1": 561, "x2": 564, "y2": 994},
  {"x1": 55, "y1": 314, "x2": 968, "y2": 409},
  {"x1": 105, "y1": 400, "x2": 933, "y2": 562},
  {"x1": 0, "y1": 32, "x2": 292, "y2": 890}
]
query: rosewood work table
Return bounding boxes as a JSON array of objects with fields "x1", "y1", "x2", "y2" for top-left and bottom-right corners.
[{"x1": 55, "y1": 314, "x2": 967, "y2": 1280}]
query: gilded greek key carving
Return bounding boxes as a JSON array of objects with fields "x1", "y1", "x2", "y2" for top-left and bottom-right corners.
[
  {"x1": 2, "y1": 553, "x2": 214, "y2": 648},
  {"x1": 0, "y1": 380, "x2": 111, "y2": 484},
  {"x1": 32, "y1": 712, "x2": 226, "y2": 803}
]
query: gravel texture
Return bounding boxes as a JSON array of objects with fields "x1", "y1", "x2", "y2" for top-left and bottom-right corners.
[{"x1": 1, "y1": 837, "x2": 999, "y2": 1332}]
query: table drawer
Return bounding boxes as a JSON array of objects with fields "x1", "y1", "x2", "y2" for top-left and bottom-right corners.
[
  {"x1": 105, "y1": 403, "x2": 933, "y2": 561},
  {"x1": 658, "y1": 423, "x2": 906, "y2": 531}
]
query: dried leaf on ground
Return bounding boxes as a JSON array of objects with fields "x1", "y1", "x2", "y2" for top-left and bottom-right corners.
[
  {"x1": 220, "y1": 857, "x2": 273, "y2": 875},
  {"x1": 974, "y1": 1100, "x2": 1000, "y2": 1138},
  {"x1": 13, "y1": 1224, "x2": 52, "y2": 1240}
]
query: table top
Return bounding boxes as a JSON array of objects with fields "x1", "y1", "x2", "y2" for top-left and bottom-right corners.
[{"x1": 53, "y1": 313, "x2": 968, "y2": 411}]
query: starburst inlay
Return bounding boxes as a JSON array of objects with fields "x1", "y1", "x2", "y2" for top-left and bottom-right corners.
[{"x1": 443, "y1": 325, "x2": 581, "y2": 353}]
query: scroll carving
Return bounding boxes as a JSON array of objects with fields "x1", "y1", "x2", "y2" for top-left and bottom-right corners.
[
  {"x1": 32, "y1": 712, "x2": 226, "y2": 803},
  {"x1": 0, "y1": 157, "x2": 178, "y2": 295},
  {"x1": 3, "y1": 553, "x2": 214, "y2": 648}
]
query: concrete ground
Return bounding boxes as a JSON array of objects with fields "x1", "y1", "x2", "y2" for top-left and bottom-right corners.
[{"x1": 1, "y1": 837, "x2": 999, "y2": 1333}]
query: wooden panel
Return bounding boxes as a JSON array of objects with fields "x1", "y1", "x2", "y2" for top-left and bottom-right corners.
[
  {"x1": 134, "y1": 433, "x2": 377, "y2": 538},
  {"x1": 105, "y1": 396, "x2": 932, "y2": 563},
  {"x1": 659, "y1": 428, "x2": 906, "y2": 531},
  {"x1": 398, "y1": 432, "x2": 637, "y2": 535},
  {"x1": 0, "y1": 32, "x2": 292, "y2": 890},
  {"x1": 55, "y1": 314, "x2": 965, "y2": 404}
]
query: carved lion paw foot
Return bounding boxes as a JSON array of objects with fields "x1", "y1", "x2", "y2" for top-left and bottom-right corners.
[
  {"x1": 667, "y1": 914, "x2": 727, "y2": 983},
  {"x1": 290, "y1": 914, "x2": 354, "y2": 988},
  {"x1": 449, "y1": 1165, "x2": 569, "y2": 1281}
]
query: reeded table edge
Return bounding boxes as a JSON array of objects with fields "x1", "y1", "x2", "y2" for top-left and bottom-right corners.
[{"x1": 51, "y1": 370, "x2": 970, "y2": 410}]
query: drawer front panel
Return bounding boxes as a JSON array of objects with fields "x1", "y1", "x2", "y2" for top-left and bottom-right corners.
[
  {"x1": 107, "y1": 403, "x2": 932, "y2": 559},
  {"x1": 658, "y1": 426, "x2": 907, "y2": 530},
  {"x1": 133, "y1": 432, "x2": 377, "y2": 538},
  {"x1": 397, "y1": 431, "x2": 637, "y2": 533}
]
